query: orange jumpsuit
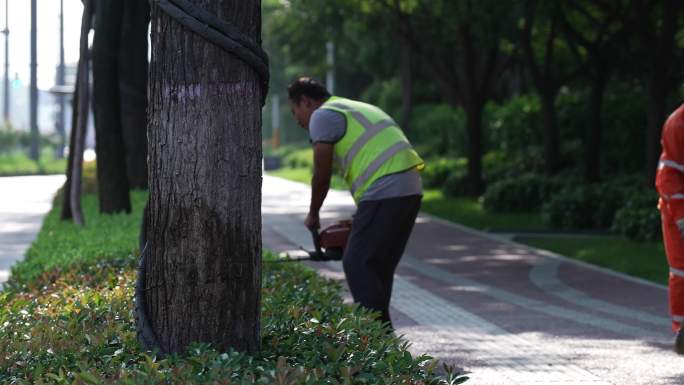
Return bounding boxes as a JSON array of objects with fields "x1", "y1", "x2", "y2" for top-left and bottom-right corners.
[{"x1": 656, "y1": 103, "x2": 684, "y2": 332}]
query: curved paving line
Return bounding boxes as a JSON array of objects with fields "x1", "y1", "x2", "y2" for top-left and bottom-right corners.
[
  {"x1": 400, "y1": 255, "x2": 666, "y2": 340},
  {"x1": 529, "y1": 258, "x2": 670, "y2": 328},
  {"x1": 266, "y1": 211, "x2": 667, "y2": 341}
]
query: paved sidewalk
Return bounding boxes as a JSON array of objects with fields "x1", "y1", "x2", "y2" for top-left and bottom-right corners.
[
  {"x1": 0, "y1": 175, "x2": 65, "y2": 285},
  {"x1": 262, "y1": 175, "x2": 684, "y2": 385}
]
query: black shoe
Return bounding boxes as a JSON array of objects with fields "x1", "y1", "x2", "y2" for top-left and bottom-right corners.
[{"x1": 675, "y1": 330, "x2": 684, "y2": 355}]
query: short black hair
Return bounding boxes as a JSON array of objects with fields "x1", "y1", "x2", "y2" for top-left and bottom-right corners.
[{"x1": 287, "y1": 77, "x2": 330, "y2": 104}]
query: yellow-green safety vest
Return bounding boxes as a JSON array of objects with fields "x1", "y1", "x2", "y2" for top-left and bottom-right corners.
[{"x1": 320, "y1": 96, "x2": 424, "y2": 202}]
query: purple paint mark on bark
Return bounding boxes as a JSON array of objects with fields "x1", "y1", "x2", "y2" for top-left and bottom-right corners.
[{"x1": 163, "y1": 82, "x2": 251, "y2": 101}]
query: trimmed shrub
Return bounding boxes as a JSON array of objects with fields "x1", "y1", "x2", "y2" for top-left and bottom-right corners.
[
  {"x1": 612, "y1": 190, "x2": 661, "y2": 241},
  {"x1": 484, "y1": 94, "x2": 542, "y2": 156},
  {"x1": 542, "y1": 183, "x2": 624, "y2": 230},
  {"x1": 409, "y1": 103, "x2": 466, "y2": 156},
  {"x1": 283, "y1": 147, "x2": 313, "y2": 169},
  {"x1": 442, "y1": 167, "x2": 469, "y2": 198},
  {"x1": 422, "y1": 157, "x2": 466, "y2": 188},
  {"x1": 482, "y1": 173, "x2": 564, "y2": 212}
]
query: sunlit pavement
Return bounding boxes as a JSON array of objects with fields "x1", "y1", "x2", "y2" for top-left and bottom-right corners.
[
  {"x1": 0, "y1": 175, "x2": 65, "y2": 286},
  {"x1": 262, "y1": 174, "x2": 684, "y2": 385}
]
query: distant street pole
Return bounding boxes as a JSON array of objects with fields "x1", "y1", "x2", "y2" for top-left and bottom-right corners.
[
  {"x1": 2, "y1": 0, "x2": 9, "y2": 124},
  {"x1": 56, "y1": 0, "x2": 66, "y2": 158},
  {"x1": 29, "y1": 0, "x2": 39, "y2": 160}
]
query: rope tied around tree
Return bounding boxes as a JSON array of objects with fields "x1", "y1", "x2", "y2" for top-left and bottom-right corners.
[{"x1": 157, "y1": 0, "x2": 270, "y2": 105}]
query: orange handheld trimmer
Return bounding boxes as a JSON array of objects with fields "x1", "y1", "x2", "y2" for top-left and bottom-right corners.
[{"x1": 306, "y1": 219, "x2": 352, "y2": 261}]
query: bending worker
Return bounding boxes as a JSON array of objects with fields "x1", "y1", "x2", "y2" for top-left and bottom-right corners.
[
  {"x1": 656, "y1": 103, "x2": 684, "y2": 354},
  {"x1": 288, "y1": 77, "x2": 424, "y2": 329}
]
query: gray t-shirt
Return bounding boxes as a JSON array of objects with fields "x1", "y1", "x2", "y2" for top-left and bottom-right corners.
[{"x1": 309, "y1": 108, "x2": 422, "y2": 202}]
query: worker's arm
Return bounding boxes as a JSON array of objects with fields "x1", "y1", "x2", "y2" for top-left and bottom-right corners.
[{"x1": 305, "y1": 142, "x2": 334, "y2": 229}]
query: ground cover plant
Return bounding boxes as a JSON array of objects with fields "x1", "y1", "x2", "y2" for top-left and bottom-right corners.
[{"x1": 1, "y1": 187, "x2": 467, "y2": 384}]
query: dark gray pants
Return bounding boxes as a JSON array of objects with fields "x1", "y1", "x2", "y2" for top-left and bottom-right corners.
[{"x1": 342, "y1": 194, "x2": 422, "y2": 328}]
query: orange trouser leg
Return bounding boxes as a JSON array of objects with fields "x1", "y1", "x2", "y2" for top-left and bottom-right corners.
[{"x1": 662, "y1": 210, "x2": 684, "y2": 332}]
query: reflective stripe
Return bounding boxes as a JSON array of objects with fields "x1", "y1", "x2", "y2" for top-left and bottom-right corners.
[
  {"x1": 673, "y1": 315, "x2": 684, "y2": 322},
  {"x1": 659, "y1": 160, "x2": 684, "y2": 172},
  {"x1": 325, "y1": 102, "x2": 352, "y2": 111},
  {"x1": 671, "y1": 266, "x2": 684, "y2": 278},
  {"x1": 342, "y1": 111, "x2": 395, "y2": 169},
  {"x1": 351, "y1": 141, "x2": 411, "y2": 195},
  {"x1": 672, "y1": 194, "x2": 684, "y2": 200}
]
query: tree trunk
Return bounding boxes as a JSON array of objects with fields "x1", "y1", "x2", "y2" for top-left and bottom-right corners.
[
  {"x1": 645, "y1": 78, "x2": 669, "y2": 185},
  {"x1": 119, "y1": 0, "x2": 150, "y2": 189},
  {"x1": 93, "y1": 0, "x2": 131, "y2": 213},
  {"x1": 61, "y1": 73, "x2": 79, "y2": 221},
  {"x1": 584, "y1": 70, "x2": 608, "y2": 183},
  {"x1": 465, "y1": 101, "x2": 484, "y2": 195},
  {"x1": 61, "y1": 1, "x2": 93, "y2": 223},
  {"x1": 540, "y1": 88, "x2": 560, "y2": 175},
  {"x1": 145, "y1": 0, "x2": 263, "y2": 354},
  {"x1": 399, "y1": 41, "x2": 413, "y2": 134},
  {"x1": 644, "y1": 0, "x2": 681, "y2": 186}
]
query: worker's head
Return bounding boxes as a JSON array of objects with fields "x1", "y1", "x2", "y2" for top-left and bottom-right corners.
[{"x1": 287, "y1": 77, "x2": 330, "y2": 130}]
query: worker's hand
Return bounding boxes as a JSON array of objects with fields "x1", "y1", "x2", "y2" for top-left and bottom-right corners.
[{"x1": 305, "y1": 211, "x2": 320, "y2": 230}]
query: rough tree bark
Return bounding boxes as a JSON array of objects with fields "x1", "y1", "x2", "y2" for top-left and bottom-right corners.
[
  {"x1": 93, "y1": 0, "x2": 131, "y2": 213},
  {"x1": 145, "y1": 0, "x2": 263, "y2": 353},
  {"x1": 119, "y1": 0, "x2": 150, "y2": 189}
]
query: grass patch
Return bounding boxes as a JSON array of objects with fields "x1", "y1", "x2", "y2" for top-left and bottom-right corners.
[
  {"x1": 267, "y1": 168, "x2": 546, "y2": 231},
  {"x1": 421, "y1": 189, "x2": 545, "y2": 231},
  {"x1": 268, "y1": 167, "x2": 348, "y2": 191},
  {"x1": 518, "y1": 236, "x2": 667, "y2": 285},
  {"x1": 0, "y1": 148, "x2": 67, "y2": 176}
]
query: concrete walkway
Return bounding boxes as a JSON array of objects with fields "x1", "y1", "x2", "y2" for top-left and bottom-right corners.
[
  {"x1": 262, "y1": 175, "x2": 684, "y2": 385},
  {"x1": 0, "y1": 175, "x2": 65, "y2": 285}
]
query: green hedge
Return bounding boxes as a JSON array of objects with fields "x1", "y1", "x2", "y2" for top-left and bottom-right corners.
[
  {"x1": 542, "y1": 183, "x2": 624, "y2": 230},
  {"x1": 1, "y1": 253, "x2": 465, "y2": 384},
  {"x1": 482, "y1": 173, "x2": 563, "y2": 212},
  {"x1": 422, "y1": 157, "x2": 466, "y2": 189},
  {"x1": 611, "y1": 190, "x2": 661, "y2": 242}
]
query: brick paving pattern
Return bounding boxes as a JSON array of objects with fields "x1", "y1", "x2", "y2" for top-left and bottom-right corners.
[{"x1": 262, "y1": 175, "x2": 684, "y2": 385}]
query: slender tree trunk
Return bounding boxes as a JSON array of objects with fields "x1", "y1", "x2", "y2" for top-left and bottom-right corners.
[
  {"x1": 119, "y1": 0, "x2": 150, "y2": 189},
  {"x1": 93, "y1": 0, "x2": 131, "y2": 213},
  {"x1": 61, "y1": 73, "x2": 79, "y2": 220},
  {"x1": 145, "y1": 0, "x2": 263, "y2": 353},
  {"x1": 644, "y1": 0, "x2": 681, "y2": 186},
  {"x1": 540, "y1": 88, "x2": 560, "y2": 175},
  {"x1": 645, "y1": 78, "x2": 669, "y2": 185},
  {"x1": 584, "y1": 71, "x2": 608, "y2": 183},
  {"x1": 465, "y1": 101, "x2": 484, "y2": 195},
  {"x1": 61, "y1": 1, "x2": 92, "y2": 223},
  {"x1": 399, "y1": 41, "x2": 413, "y2": 134}
]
